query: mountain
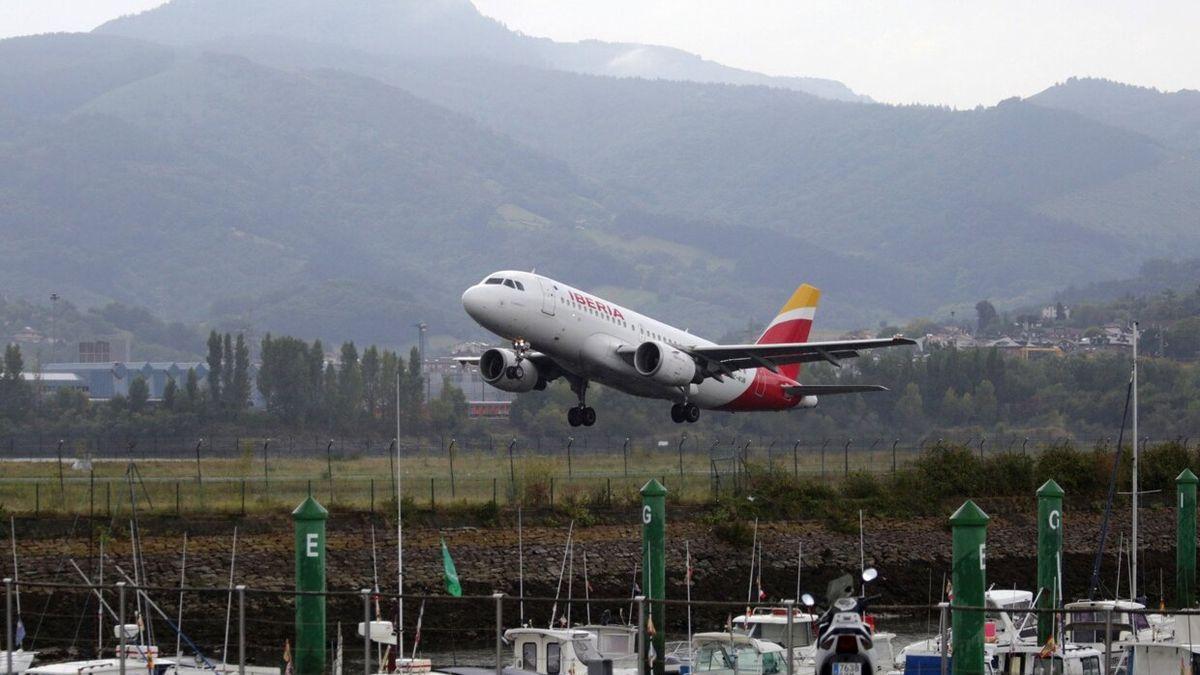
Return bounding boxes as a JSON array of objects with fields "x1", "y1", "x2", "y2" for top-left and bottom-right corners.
[
  {"x1": 94, "y1": 0, "x2": 869, "y2": 102},
  {"x1": 3, "y1": 3, "x2": 1199, "y2": 346},
  {"x1": 160, "y1": 34, "x2": 1200, "y2": 315},
  {"x1": 1027, "y1": 77, "x2": 1200, "y2": 154}
]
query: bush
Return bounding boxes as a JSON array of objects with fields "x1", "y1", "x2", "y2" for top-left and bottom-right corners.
[
  {"x1": 913, "y1": 444, "x2": 984, "y2": 498},
  {"x1": 1035, "y1": 443, "x2": 1103, "y2": 495},
  {"x1": 1140, "y1": 441, "x2": 1198, "y2": 493},
  {"x1": 981, "y1": 452, "x2": 1035, "y2": 496},
  {"x1": 842, "y1": 471, "x2": 881, "y2": 499}
]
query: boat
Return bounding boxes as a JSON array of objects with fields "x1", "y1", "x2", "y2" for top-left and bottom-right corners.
[
  {"x1": 690, "y1": 632, "x2": 787, "y2": 675},
  {"x1": 504, "y1": 627, "x2": 639, "y2": 675}
]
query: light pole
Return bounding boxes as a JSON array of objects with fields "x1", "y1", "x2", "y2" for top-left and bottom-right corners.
[{"x1": 49, "y1": 293, "x2": 60, "y2": 363}]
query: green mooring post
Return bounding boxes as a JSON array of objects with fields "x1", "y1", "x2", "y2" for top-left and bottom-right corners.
[
  {"x1": 641, "y1": 479, "x2": 666, "y2": 675},
  {"x1": 1037, "y1": 479, "x2": 1064, "y2": 646},
  {"x1": 293, "y1": 496, "x2": 328, "y2": 675},
  {"x1": 950, "y1": 500, "x2": 989, "y2": 675},
  {"x1": 1178, "y1": 469, "x2": 1198, "y2": 607}
]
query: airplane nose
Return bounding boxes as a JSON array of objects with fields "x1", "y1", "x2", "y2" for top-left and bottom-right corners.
[{"x1": 461, "y1": 285, "x2": 484, "y2": 319}]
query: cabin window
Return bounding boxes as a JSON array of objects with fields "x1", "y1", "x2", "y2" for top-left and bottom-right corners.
[
  {"x1": 485, "y1": 278, "x2": 503, "y2": 285},
  {"x1": 760, "y1": 652, "x2": 780, "y2": 675},
  {"x1": 1032, "y1": 657, "x2": 1063, "y2": 675},
  {"x1": 520, "y1": 642, "x2": 537, "y2": 670},
  {"x1": 1081, "y1": 657, "x2": 1101, "y2": 675},
  {"x1": 514, "y1": 280, "x2": 526, "y2": 291},
  {"x1": 503, "y1": 279, "x2": 516, "y2": 288},
  {"x1": 546, "y1": 643, "x2": 561, "y2": 675}
]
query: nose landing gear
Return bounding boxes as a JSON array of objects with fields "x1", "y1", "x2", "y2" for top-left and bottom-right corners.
[{"x1": 671, "y1": 402, "x2": 700, "y2": 424}]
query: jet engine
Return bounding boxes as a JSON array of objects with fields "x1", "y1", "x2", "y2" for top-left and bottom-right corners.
[
  {"x1": 479, "y1": 348, "x2": 541, "y2": 393},
  {"x1": 633, "y1": 341, "x2": 698, "y2": 387}
]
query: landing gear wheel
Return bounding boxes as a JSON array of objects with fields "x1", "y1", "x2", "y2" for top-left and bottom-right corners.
[
  {"x1": 581, "y1": 406, "x2": 597, "y2": 427},
  {"x1": 670, "y1": 403, "x2": 685, "y2": 424},
  {"x1": 567, "y1": 406, "x2": 582, "y2": 427},
  {"x1": 684, "y1": 402, "x2": 701, "y2": 423}
]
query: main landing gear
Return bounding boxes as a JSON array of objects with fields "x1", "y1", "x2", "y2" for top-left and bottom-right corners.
[
  {"x1": 671, "y1": 402, "x2": 700, "y2": 424},
  {"x1": 567, "y1": 377, "x2": 596, "y2": 427}
]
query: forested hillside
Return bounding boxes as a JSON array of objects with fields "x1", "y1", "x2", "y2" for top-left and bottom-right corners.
[{"x1": 1, "y1": 1, "x2": 1198, "y2": 345}]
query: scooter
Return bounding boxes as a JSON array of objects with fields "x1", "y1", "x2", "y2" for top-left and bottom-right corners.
[{"x1": 802, "y1": 568, "x2": 879, "y2": 675}]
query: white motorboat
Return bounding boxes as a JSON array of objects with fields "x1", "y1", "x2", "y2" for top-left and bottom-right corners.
[
  {"x1": 504, "y1": 627, "x2": 639, "y2": 675},
  {"x1": 690, "y1": 632, "x2": 787, "y2": 675},
  {"x1": 2, "y1": 650, "x2": 37, "y2": 674}
]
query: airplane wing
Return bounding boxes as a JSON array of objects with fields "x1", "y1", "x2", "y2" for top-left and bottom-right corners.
[
  {"x1": 782, "y1": 384, "x2": 890, "y2": 396},
  {"x1": 688, "y1": 337, "x2": 916, "y2": 376}
]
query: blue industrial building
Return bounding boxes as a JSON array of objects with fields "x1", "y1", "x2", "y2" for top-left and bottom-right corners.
[{"x1": 42, "y1": 362, "x2": 213, "y2": 400}]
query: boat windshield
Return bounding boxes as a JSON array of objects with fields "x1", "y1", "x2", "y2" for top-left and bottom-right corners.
[
  {"x1": 693, "y1": 644, "x2": 781, "y2": 675},
  {"x1": 755, "y1": 623, "x2": 812, "y2": 648}
]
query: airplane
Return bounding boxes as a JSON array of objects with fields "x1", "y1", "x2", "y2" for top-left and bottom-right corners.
[{"x1": 457, "y1": 271, "x2": 915, "y2": 427}]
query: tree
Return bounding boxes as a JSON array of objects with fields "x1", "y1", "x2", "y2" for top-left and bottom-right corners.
[
  {"x1": 128, "y1": 375, "x2": 149, "y2": 413},
  {"x1": 231, "y1": 333, "x2": 250, "y2": 412},
  {"x1": 1055, "y1": 302, "x2": 1066, "y2": 321},
  {"x1": 975, "y1": 300, "x2": 998, "y2": 334},
  {"x1": 221, "y1": 333, "x2": 234, "y2": 410},
  {"x1": 185, "y1": 367, "x2": 200, "y2": 408},
  {"x1": 974, "y1": 379, "x2": 998, "y2": 425},
  {"x1": 322, "y1": 361, "x2": 339, "y2": 428},
  {"x1": 338, "y1": 341, "x2": 363, "y2": 427},
  {"x1": 259, "y1": 335, "x2": 316, "y2": 424},
  {"x1": 892, "y1": 382, "x2": 924, "y2": 430},
  {"x1": 429, "y1": 377, "x2": 468, "y2": 432},
  {"x1": 163, "y1": 377, "x2": 178, "y2": 411},
  {"x1": 361, "y1": 346, "x2": 380, "y2": 417},
  {"x1": 206, "y1": 330, "x2": 222, "y2": 405},
  {"x1": 0, "y1": 345, "x2": 32, "y2": 421}
]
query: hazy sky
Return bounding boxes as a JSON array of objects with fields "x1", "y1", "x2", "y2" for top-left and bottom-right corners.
[{"x1": 4, "y1": 0, "x2": 1198, "y2": 107}]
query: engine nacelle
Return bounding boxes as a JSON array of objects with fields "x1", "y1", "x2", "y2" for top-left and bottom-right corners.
[
  {"x1": 796, "y1": 395, "x2": 819, "y2": 409},
  {"x1": 633, "y1": 341, "x2": 697, "y2": 387},
  {"x1": 479, "y1": 348, "x2": 541, "y2": 393}
]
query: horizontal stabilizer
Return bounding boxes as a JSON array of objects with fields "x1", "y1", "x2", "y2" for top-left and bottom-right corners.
[{"x1": 782, "y1": 384, "x2": 889, "y2": 396}]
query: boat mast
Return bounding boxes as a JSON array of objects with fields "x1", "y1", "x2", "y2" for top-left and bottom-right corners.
[
  {"x1": 518, "y1": 507, "x2": 525, "y2": 624},
  {"x1": 1131, "y1": 321, "x2": 1139, "y2": 602},
  {"x1": 176, "y1": 532, "x2": 187, "y2": 658},
  {"x1": 221, "y1": 527, "x2": 239, "y2": 666}
]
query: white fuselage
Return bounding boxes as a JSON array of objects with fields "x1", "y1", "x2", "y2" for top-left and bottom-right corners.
[{"x1": 462, "y1": 271, "x2": 770, "y2": 410}]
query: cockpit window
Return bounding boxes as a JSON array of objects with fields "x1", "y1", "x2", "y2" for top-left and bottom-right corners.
[
  {"x1": 485, "y1": 278, "x2": 503, "y2": 285},
  {"x1": 503, "y1": 279, "x2": 516, "y2": 288},
  {"x1": 514, "y1": 280, "x2": 525, "y2": 291}
]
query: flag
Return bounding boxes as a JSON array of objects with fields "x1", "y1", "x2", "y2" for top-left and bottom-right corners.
[
  {"x1": 647, "y1": 615, "x2": 657, "y2": 638},
  {"x1": 283, "y1": 639, "x2": 293, "y2": 675},
  {"x1": 945, "y1": 580, "x2": 954, "y2": 602},
  {"x1": 14, "y1": 620, "x2": 24, "y2": 646},
  {"x1": 441, "y1": 537, "x2": 462, "y2": 597},
  {"x1": 1038, "y1": 636, "x2": 1056, "y2": 658},
  {"x1": 757, "y1": 574, "x2": 766, "y2": 601},
  {"x1": 685, "y1": 559, "x2": 694, "y2": 587}
]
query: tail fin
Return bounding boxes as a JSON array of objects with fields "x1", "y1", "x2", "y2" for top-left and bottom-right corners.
[{"x1": 756, "y1": 283, "x2": 820, "y2": 381}]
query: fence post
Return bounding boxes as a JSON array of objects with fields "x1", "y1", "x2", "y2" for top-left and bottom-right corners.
[
  {"x1": 623, "y1": 438, "x2": 630, "y2": 477},
  {"x1": 5, "y1": 577, "x2": 12, "y2": 675},
  {"x1": 237, "y1": 584, "x2": 246, "y2": 675},
  {"x1": 430, "y1": 477, "x2": 435, "y2": 509},
  {"x1": 326, "y1": 440, "x2": 335, "y2": 504},
  {"x1": 494, "y1": 593, "x2": 505, "y2": 675},
  {"x1": 362, "y1": 589, "x2": 371, "y2": 675},
  {"x1": 843, "y1": 439, "x2": 852, "y2": 477},
  {"x1": 263, "y1": 440, "x2": 271, "y2": 494},
  {"x1": 449, "y1": 438, "x2": 457, "y2": 498},
  {"x1": 567, "y1": 437, "x2": 574, "y2": 479},
  {"x1": 550, "y1": 478, "x2": 555, "y2": 506},
  {"x1": 176, "y1": 482, "x2": 181, "y2": 516},
  {"x1": 118, "y1": 581, "x2": 127, "y2": 675},
  {"x1": 241, "y1": 480, "x2": 246, "y2": 516},
  {"x1": 938, "y1": 602, "x2": 948, "y2": 675},
  {"x1": 792, "y1": 441, "x2": 799, "y2": 478},
  {"x1": 635, "y1": 595, "x2": 647, "y2": 675},
  {"x1": 892, "y1": 440, "x2": 899, "y2": 474},
  {"x1": 820, "y1": 439, "x2": 828, "y2": 479},
  {"x1": 678, "y1": 434, "x2": 687, "y2": 479},
  {"x1": 370, "y1": 480, "x2": 375, "y2": 514},
  {"x1": 1104, "y1": 608, "x2": 1112, "y2": 674},
  {"x1": 57, "y1": 439, "x2": 66, "y2": 507}
]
